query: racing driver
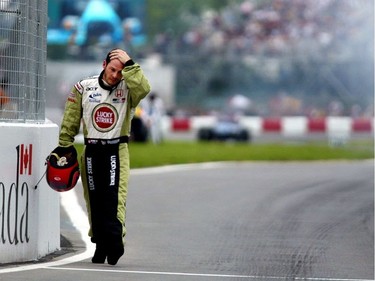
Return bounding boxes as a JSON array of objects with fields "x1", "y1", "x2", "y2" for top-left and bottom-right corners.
[{"x1": 57, "y1": 48, "x2": 151, "y2": 265}]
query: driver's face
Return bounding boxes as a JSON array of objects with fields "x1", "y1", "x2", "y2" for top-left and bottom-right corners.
[{"x1": 102, "y1": 59, "x2": 123, "y2": 86}]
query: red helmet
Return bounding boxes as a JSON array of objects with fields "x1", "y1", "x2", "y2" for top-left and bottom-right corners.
[{"x1": 46, "y1": 146, "x2": 80, "y2": 192}]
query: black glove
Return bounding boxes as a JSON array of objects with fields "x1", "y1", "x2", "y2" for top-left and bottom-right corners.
[{"x1": 49, "y1": 146, "x2": 78, "y2": 167}]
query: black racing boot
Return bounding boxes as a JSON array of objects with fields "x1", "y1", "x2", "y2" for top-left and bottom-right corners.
[
  {"x1": 92, "y1": 243, "x2": 107, "y2": 264},
  {"x1": 107, "y1": 245, "x2": 124, "y2": 265}
]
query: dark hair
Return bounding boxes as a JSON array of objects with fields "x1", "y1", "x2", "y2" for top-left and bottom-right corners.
[{"x1": 105, "y1": 48, "x2": 121, "y2": 64}]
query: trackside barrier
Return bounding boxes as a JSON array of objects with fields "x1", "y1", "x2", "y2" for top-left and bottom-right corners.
[
  {"x1": 262, "y1": 118, "x2": 282, "y2": 132},
  {"x1": 352, "y1": 118, "x2": 373, "y2": 132},
  {"x1": 282, "y1": 117, "x2": 307, "y2": 136},
  {"x1": 326, "y1": 117, "x2": 352, "y2": 146},
  {"x1": 307, "y1": 118, "x2": 326, "y2": 132},
  {"x1": 169, "y1": 116, "x2": 373, "y2": 136},
  {"x1": 171, "y1": 117, "x2": 191, "y2": 131},
  {"x1": 0, "y1": 121, "x2": 60, "y2": 264}
]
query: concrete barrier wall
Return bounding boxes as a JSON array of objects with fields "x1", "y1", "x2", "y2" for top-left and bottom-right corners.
[{"x1": 0, "y1": 121, "x2": 60, "y2": 264}]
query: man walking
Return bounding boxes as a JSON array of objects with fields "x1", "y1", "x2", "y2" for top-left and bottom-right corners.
[{"x1": 58, "y1": 48, "x2": 151, "y2": 265}]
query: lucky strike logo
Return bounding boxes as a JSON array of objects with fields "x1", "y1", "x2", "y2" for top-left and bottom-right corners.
[{"x1": 92, "y1": 103, "x2": 118, "y2": 132}]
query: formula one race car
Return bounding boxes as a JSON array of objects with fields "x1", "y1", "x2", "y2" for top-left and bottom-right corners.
[{"x1": 197, "y1": 116, "x2": 251, "y2": 142}]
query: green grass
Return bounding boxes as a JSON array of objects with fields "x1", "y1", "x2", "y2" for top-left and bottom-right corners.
[{"x1": 74, "y1": 140, "x2": 374, "y2": 169}]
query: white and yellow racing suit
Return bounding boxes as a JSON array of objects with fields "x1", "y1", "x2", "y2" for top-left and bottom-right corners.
[{"x1": 59, "y1": 60, "x2": 150, "y2": 253}]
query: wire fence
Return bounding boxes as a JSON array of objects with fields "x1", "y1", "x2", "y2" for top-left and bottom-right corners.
[{"x1": 0, "y1": 0, "x2": 47, "y2": 122}]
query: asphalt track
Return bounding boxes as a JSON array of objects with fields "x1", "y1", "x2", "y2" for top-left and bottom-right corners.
[{"x1": 0, "y1": 161, "x2": 373, "y2": 281}]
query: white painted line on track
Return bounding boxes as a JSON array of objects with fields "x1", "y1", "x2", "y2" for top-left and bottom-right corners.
[
  {"x1": 130, "y1": 162, "x2": 231, "y2": 175},
  {"x1": 45, "y1": 267, "x2": 374, "y2": 281}
]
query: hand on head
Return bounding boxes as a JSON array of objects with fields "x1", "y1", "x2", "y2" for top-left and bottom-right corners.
[{"x1": 109, "y1": 49, "x2": 131, "y2": 65}]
